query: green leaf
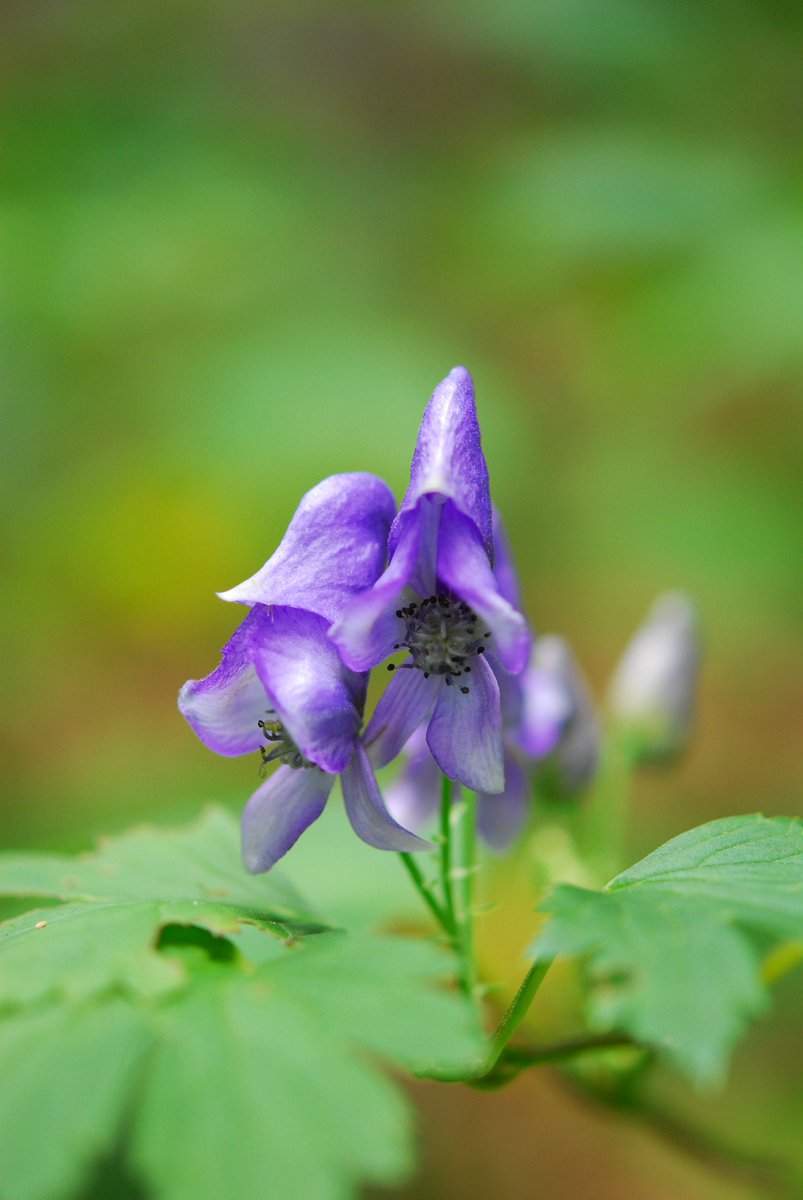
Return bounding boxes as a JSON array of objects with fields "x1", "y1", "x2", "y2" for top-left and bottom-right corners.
[
  {"x1": 0, "y1": 809, "x2": 484, "y2": 1200},
  {"x1": 133, "y1": 934, "x2": 484, "y2": 1200},
  {"x1": 0, "y1": 1001, "x2": 151, "y2": 1200},
  {"x1": 0, "y1": 807, "x2": 329, "y2": 1009},
  {"x1": 0, "y1": 807, "x2": 321, "y2": 933},
  {"x1": 531, "y1": 815, "x2": 803, "y2": 1084},
  {"x1": 0, "y1": 933, "x2": 485, "y2": 1200},
  {"x1": 0, "y1": 902, "x2": 184, "y2": 1006}
]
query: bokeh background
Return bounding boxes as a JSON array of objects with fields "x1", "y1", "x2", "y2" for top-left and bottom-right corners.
[{"x1": 1, "y1": 2, "x2": 801, "y2": 1198}]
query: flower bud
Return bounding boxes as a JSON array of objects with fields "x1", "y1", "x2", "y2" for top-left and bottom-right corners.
[
  {"x1": 530, "y1": 636, "x2": 601, "y2": 800},
  {"x1": 607, "y1": 592, "x2": 700, "y2": 763}
]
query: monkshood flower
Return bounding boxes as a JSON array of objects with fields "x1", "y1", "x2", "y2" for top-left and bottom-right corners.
[
  {"x1": 384, "y1": 515, "x2": 580, "y2": 849},
  {"x1": 179, "y1": 474, "x2": 429, "y2": 871},
  {"x1": 330, "y1": 368, "x2": 530, "y2": 795},
  {"x1": 607, "y1": 591, "x2": 700, "y2": 763}
]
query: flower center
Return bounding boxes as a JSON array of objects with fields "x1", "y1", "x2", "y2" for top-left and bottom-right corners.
[
  {"x1": 257, "y1": 715, "x2": 315, "y2": 773},
  {"x1": 388, "y1": 594, "x2": 490, "y2": 693}
]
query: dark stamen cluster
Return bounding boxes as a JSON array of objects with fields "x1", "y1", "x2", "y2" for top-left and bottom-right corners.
[
  {"x1": 388, "y1": 593, "x2": 491, "y2": 693},
  {"x1": 257, "y1": 714, "x2": 314, "y2": 773}
]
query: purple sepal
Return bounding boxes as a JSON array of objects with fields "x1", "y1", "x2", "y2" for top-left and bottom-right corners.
[
  {"x1": 390, "y1": 368, "x2": 493, "y2": 559},
  {"x1": 427, "y1": 654, "x2": 504, "y2": 793},
  {"x1": 242, "y1": 765, "x2": 335, "y2": 872},
  {"x1": 219, "y1": 473, "x2": 396, "y2": 622},
  {"x1": 328, "y1": 514, "x2": 421, "y2": 672},
  {"x1": 437, "y1": 501, "x2": 530, "y2": 673},
  {"x1": 363, "y1": 666, "x2": 438, "y2": 769},
  {"x1": 251, "y1": 606, "x2": 364, "y2": 774},
  {"x1": 341, "y1": 742, "x2": 432, "y2": 852},
  {"x1": 179, "y1": 605, "x2": 364, "y2": 774},
  {"x1": 178, "y1": 607, "x2": 274, "y2": 757}
]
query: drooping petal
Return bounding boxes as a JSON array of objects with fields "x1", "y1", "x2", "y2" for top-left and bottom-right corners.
[
  {"x1": 363, "y1": 666, "x2": 438, "y2": 769},
  {"x1": 390, "y1": 367, "x2": 493, "y2": 559},
  {"x1": 426, "y1": 654, "x2": 504, "y2": 793},
  {"x1": 219, "y1": 473, "x2": 396, "y2": 623},
  {"x1": 329, "y1": 511, "x2": 422, "y2": 671},
  {"x1": 384, "y1": 729, "x2": 441, "y2": 833},
  {"x1": 341, "y1": 741, "x2": 432, "y2": 852},
  {"x1": 515, "y1": 658, "x2": 571, "y2": 759},
  {"x1": 178, "y1": 607, "x2": 270, "y2": 757},
  {"x1": 251, "y1": 606, "x2": 363, "y2": 774},
  {"x1": 242, "y1": 765, "x2": 335, "y2": 872},
  {"x1": 476, "y1": 752, "x2": 529, "y2": 851},
  {"x1": 436, "y1": 500, "x2": 530, "y2": 673}
]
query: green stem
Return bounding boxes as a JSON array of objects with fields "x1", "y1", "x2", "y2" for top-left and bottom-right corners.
[
  {"x1": 439, "y1": 774, "x2": 456, "y2": 932},
  {"x1": 487, "y1": 958, "x2": 553, "y2": 1069},
  {"x1": 451, "y1": 786, "x2": 477, "y2": 997},
  {"x1": 504, "y1": 1031, "x2": 636, "y2": 1066},
  {"x1": 398, "y1": 852, "x2": 451, "y2": 932}
]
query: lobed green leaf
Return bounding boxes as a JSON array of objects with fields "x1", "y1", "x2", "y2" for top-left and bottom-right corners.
[
  {"x1": 531, "y1": 814, "x2": 803, "y2": 1084},
  {"x1": 0, "y1": 811, "x2": 485, "y2": 1200}
]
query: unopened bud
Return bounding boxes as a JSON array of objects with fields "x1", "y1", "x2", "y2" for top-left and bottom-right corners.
[
  {"x1": 529, "y1": 636, "x2": 601, "y2": 800},
  {"x1": 607, "y1": 592, "x2": 700, "y2": 763}
]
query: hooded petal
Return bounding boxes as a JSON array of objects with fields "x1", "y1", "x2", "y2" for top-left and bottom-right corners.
[
  {"x1": 363, "y1": 666, "x2": 438, "y2": 769},
  {"x1": 252, "y1": 606, "x2": 363, "y2": 774},
  {"x1": 178, "y1": 608, "x2": 270, "y2": 757},
  {"x1": 384, "y1": 728, "x2": 441, "y2": 833},
  {"x1": 436, "y1": 500, "x2": 530, "y2": 673},
  {"x1": 242, "y1": 765, "x2": 335, "y2": 872},
  {"x1": 426, "y1": 654, "x2": 504, "y2": 793},
  {"x1": 341, "y1": 742, "x2": 432, "y2": 852},
  {"x1": 329, "y1": 510, "x2": 422, "y2": 671},
  {"x1": 476, "y1": 752, "x2": 529, "y2": 852},
  {"x1": 389, "y1": 367, "x2": 492, "y2": 559},
  {"x1": 219, "y1": 473, "x2": 396, "y2": 622}
]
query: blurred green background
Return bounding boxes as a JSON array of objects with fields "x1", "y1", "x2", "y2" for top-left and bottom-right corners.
[{"x1": 1, "y1": 2, "x2": 801, "y2": 1198}]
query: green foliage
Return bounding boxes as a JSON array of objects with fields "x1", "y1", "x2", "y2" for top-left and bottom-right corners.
[
  {"x1": 532, "y1": 815, "x2": 803, "y2": 1085},
  {"x1": 0, "y1": 808, "x2": 485, "y2": 1200}
]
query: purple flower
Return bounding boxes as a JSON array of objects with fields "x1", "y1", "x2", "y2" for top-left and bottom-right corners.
[
  {"x1": 384, "y1": 513, "x2": 568, "y2": 850},
  {"x1": 330, "y1": 368, "x2": 530, "y2": 795},
  {"x1": 179, "y1": 474, "x2": 430, "y2": 871}
]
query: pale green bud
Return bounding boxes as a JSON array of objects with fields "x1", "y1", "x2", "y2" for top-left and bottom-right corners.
[{"x1": 607, "y1": 592, "x2": 700, "y2": 763}]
